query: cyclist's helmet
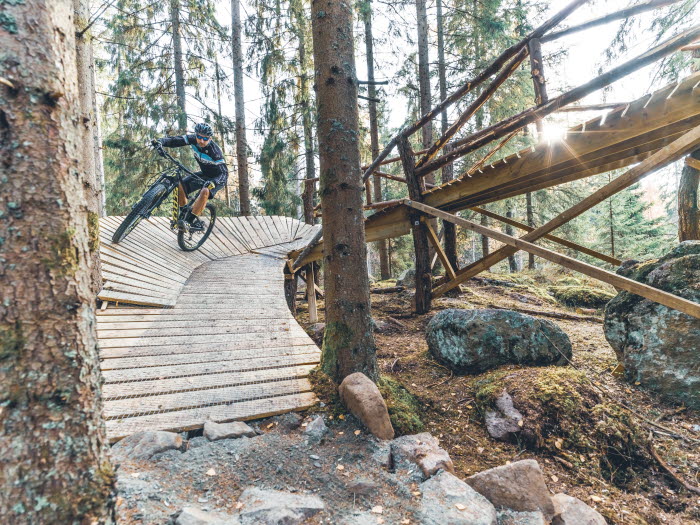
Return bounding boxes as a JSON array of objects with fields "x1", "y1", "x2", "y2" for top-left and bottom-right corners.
[{"x1": 194, "y1": 122, "x2": 213, "y2": 138}]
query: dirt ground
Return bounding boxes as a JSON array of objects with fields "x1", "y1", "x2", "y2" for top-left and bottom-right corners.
[{"x1": 295, "y1": 273, "x2": 700, "y2": 525}]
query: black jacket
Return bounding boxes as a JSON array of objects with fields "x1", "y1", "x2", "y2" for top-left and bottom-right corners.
[{"x1": 159, "y1": 134, "x2": 228, "y2": 186}]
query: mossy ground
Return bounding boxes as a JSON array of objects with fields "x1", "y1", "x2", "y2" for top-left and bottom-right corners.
[
  {"x1": 548, "y1": 285, "x2": 616, "y2": 309},
  {"x1": 295, "y1": 272, "x2": 700, "y2": 525}
]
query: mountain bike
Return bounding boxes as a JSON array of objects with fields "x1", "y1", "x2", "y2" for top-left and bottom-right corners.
[{"x1": 111, "y1": 143, "x2": 217, "y2": 251}]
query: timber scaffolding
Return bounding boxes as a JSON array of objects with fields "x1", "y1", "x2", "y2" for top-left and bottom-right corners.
[{"x1": 289, "y1": 0, "x2": 700, "y2": 318}]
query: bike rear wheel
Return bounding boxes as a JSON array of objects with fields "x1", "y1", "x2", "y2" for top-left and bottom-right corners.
[
  {"x1": 177, "y1": 203, "x2": 216, "y2": 251},
  {"x1": 112, "y1": 183, "x2": 169, "y2": 243}
]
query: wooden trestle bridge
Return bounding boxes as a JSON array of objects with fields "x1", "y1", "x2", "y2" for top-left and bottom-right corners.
[{"x1": 97, "y1": 4, "x2": 700, "y2": 440}]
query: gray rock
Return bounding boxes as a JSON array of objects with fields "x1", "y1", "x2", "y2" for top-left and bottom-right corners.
[
  {"x1": 204, "y1": 421, "x2": 256, "y2": 441},
  {"x1": 304, "y1": 415, "x2": 328, "y2": 445},
  {"x1": 345, "y1": 478, "x2": 379, "y2": 495},
  {"x1": 484, "y1": 391, "x2": 524, "y2": 441},
  {"x1": 111, "y1": 431, "x2": 183, "y2": 461},
  {"x1": 418, "y1": 470, "x2": 497, "y2": 525},
  {"x1": 372, "y1": 318, "x2": 394, "y2": 334},
  {"x1": 176, "y1": 506, "x2": 240, "y2": 525},
  {"x1": 604, "y1": 241, "x2": 700, "y2": 408},
  {"x1": 551, "y1": 494, "x2": 607, "y2": 525},
  {"x1": 466, "y1": 460, "x2": 555, "y2": 520},
  {"x1": 237, "y1": 487, "x2": 325, "y2": 525},
  {"x1": 308, "y1": 323, "x2": 325, "y2": 343},
  {"x1": 270, "y1": 413, "x2": 303, "y2": 433},
  {"x1": 426, "y1": 309, "x2": 572, "y2": 374},
  {"x1": 391, "y1": 433, "x2": 453, "y2": 481},
  {"x1": 497, "y1": 509, "x2": 546, "y2": 525},
  {"x1": 188, "y1": 436, "x2": 210, "y2": 449},
  {"x1": 397, "y1": 267, "x2": 416, "y2": 288},
  {"x1": 370, "y1": 442, "x2": 392, "y2": 469},
  {"x1": 337, "y1": 511, "x2": 383, "y2": 525}
]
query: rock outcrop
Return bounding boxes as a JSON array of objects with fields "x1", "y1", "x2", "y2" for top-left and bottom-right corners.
[
  {"x1": 426, "y1": 309, "x2": 572, "y2": 374},
  {"x1": 111, "y1": 430, "x2": 183, "y2": 461},
  {"x1": 604, "y1": 241, "x2": 700, "y2": 408}
]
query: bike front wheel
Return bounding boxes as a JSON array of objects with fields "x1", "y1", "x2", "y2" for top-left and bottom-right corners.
[
  {"x1": 177, "y1": 203, "x2": 216, "y2": 251},
  {"x1": 112, "y1": 183, "x2": 169, "y2": 244}
]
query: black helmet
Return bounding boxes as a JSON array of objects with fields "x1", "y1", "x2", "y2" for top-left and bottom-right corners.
[{"x1": 194, "y1": 122, "x2": 213, "y2": 137}]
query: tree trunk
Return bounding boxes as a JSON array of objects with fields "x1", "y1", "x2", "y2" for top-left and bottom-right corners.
[
  {"x1": 74, "y1": 0, "x2": 103, "y2": 295},
  {"x1": 416, "y1": 0, "x2": 434, "y2": 187},
  {"x1": 678, "y1": 50, "x2": 699, "y2": 241},
  {"x1": 231, "y1": 0, "x2": 251, "y2": 215},
  {"x1": 480, "y1": 213, "x2": 491, "y2": 271},
  {"x1": 299, "y1": 26, "x2": 316, "y2": 225},
  {"x1": 0, "y1": 2, "x2": 116, "y2": 522},
  {"x1": 363, "y1": 0, "x2": 390, "y2": 279},
  {"x1": 528, "y1": 37, "x2": 548, "y2": 270},
  {"x1": 436, "y1": 0, "x2": 458, "y2": 271},
  {"x1": 311, "y1": 0, "x2": 377, "y2": 382},
  {"x1": 679, "y1": 150, "x2": 700, "y2": 241},
  {"x1": 506, "y1": 205, "x2": 519, "y2": 272},
  {"x1": 214, "y1": 60, "x2": 231, "y2": 206},
  {"x1": 170, "y1": 0, "x2": 187, "y2": 131}
]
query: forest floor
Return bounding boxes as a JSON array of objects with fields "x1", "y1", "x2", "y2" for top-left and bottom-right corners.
[{"x1": 295, "y1": 270, "x2": 700, "y2": 525}]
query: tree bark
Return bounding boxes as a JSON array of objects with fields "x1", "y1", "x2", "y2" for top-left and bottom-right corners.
[
  {"x1": 480, "y1": 213, "x2": 491, "y2": 270},
  {"x1": 363, "y1": 0, "x2": 390, "y2": 278},
  {"x1": 678, "y1": 50, "x2": 699, "y2": 241},
  {"x1": 311, "y1": 0, "x2": 377, "y2": 382},
  {"x1": 506, "y1": 205, "x2": 519, "y2": 272},
  {"x1": 170, "y1": 0, "x2": 187, "y2": 131},
  {"x1": 231, "y1": 0, "x2": 251, "y2": 215},
  {"x1": 74, "y1": 0, "x2": 103, "y2": 295},
  {"x1": 0, "y1": 1, "x2": 116, "y2": 522},
  {"x1": 436, "y1": 0, "x2": 457, "y2": 270},
  {"x1": 526, "y1": 191, "x2": 536, "y2": 269},
  {"x1": 298, "y1": 22, "x2": 316, "y2": 225},
  {"x1": 214, "y1": 60, "x2": 231, "y2": 206}
]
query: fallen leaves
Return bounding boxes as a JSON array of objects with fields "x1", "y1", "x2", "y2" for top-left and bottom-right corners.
[
  {"x1": 371, "y1": 505, "x2": 383, "y2": 514},
  {"x1": 206, "y1": 468, "x2": 216, "y2": 476}
]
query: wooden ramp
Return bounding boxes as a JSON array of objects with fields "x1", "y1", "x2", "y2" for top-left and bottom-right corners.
[{"x1": 97, "y1": 215, "x2": 321, "y2": 442}]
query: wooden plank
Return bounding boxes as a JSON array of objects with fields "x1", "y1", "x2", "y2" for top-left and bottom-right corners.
[
  {"x1": 407, "y1": 200, "x2": 700, "y2": 319},
  {"x1": 99, "y1": 332, "x2": 313, "y2": 350},
  {"x1": 229, "y1": 217, "x2": 258, "y2": 249},
  {"x1": 686, "y1": 156, "x2": 700, "y2": 171},
  {"x1": 97, "y1": 290, "x2": 176, "y2": 308},
  {"x1": 97, "y1": 324, "x2": 307, "y2": 339},
  {"x1": 100, "y1": 341, "x2": 318, "y2": 365},
  {"x1": 212, "y1": 217, "x2": 250, "y2": 253},
  {"x1": 261, "y1": 216, "x2": 284, "y2": 245},
  {"x1": 97, "y1": 318, "x2": 297, "y2": 329},
  {"x1": 249, "y1": 216, "x2": 275, "y2": 247},
  {"x1": 103, "y1": 364, "x2": 316, "y2": 399},
  {"x1": 99, "y1": 246, "x2": 189, "y2": 284},
  {"x1": 422, "y1": 217, "x2": 457, "y2": 279},
  {"x1": 106, "y1": 392, "x2": 318, "y2": 441},
  {"x1": 102, "y1": 353, "x2": 320, "y2": 383},
  {"x1": 272, "y1": 216, "x2": 292, "y2": 243}
]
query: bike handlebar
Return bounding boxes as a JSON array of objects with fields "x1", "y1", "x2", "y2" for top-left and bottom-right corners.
[{"x1": 153, "y1": 142, "x2": 196, "y2": 177}]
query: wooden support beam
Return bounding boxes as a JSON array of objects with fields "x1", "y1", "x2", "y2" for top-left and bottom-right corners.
[
  {"x1": 416, "y1": 25, "x2": 700, "y2": 177},
  {"x1": 470, "y1": 206, "x2": 622, "y2": 265},
  {"x1": 687, "y1": 156, "x2": 700, "y2": 171},
  {"x1": 542, "y1": 0, "x2": 683, "y2": 43},
  {"x1": 432, "y1": 124, "x2": 700, "y2": 296},
  {"x1": 406, "y1": 200, "x2": 700, "y2": 319},
  {"x1": 556, "y1": 103, "x2": 628, "y2": 112},
  {"x1": 398, "y1": 137, "x2": 432, "y2": 314},
  {"x1": 466, "y1": 130, "x2": 519, "y2": 176},
  {"x1": 414, "y1": 48, "x2": 529, "y2": 170},
  {"x1": 423, "y1": 217, "x2": 457, "y2": 280}
]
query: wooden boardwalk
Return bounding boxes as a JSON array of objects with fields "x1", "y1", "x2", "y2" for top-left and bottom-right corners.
[{"x1": 96, "y1": 215, "x2": 321, "y2": 441}]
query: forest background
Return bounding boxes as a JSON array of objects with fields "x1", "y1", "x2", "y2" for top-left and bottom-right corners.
[{"x1": 94, "y1": 0, "x2": 700, "y2": 277}]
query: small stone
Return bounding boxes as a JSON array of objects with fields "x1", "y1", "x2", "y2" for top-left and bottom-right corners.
[
  {"x1": 466, "y1": 460, "x2": 555, "y2": 520},
  {"x1": 237, "y1": 487, "x2": 325, "y2": 525},
  {"x1": 551, "y1": 494, "x2": 606, "y2": 525},
  {"x1": 339, "y1": 373, "x2": 395, "y2": 440},
  {"x1": 204, "y1": 421, "x2": 256, "y2": 441},
  {"x1": 176, "y1": 506, "x2": 240, "y2": 525},
  {"x1": 497, "y1": 509, "x2": 546, "y2": 525},
  {"x1": 111, "y1": 431, "x2": 183, "y2": 461},
  {"x1": 391, "y1": 433, "x2": 454, "y2": 481},
  {"x1": 484, "y1": 390, "x2": 524, "y2": 441},
  {"x1": 304, "y1": 416, "x2": 328, "y2": 445},
  {"x1": 418, "y1": 471, "x2": 496, "y2": 525}
]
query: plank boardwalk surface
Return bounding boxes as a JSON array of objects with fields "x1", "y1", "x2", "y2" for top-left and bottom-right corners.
[{"x1": 97, "y1": 215, "x2": 321, "y2": 441}]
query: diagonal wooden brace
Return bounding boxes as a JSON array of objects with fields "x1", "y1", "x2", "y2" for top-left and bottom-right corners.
[
  {"x1": 422, "y1": 217, "x2": 457, "y2": 279},
  {"x1": 406, "y1": 200, "x2": 700, "y2": 319}
]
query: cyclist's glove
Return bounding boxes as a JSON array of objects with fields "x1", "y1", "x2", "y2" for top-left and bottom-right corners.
[{"x1": 151, "y1": 139, "x2": 165, "y2": 156}]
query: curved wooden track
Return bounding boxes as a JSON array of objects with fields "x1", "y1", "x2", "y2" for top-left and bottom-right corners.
[{"x1": 97, "y1": 215, "x2": 321, "y2": 441}]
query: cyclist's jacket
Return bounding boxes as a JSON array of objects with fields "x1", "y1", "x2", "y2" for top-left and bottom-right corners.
[{"x1": 158, "y1": 134, "x2": 228, "y2": 187}]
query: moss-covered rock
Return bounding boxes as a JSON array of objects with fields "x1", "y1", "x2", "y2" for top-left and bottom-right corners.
[
  {"x1": 377, "y1": 376, "x2": 424, "y2": 436},
  {"x1": 426, "y1": 309, "x2": 572, "y2": 374},
  {"x1": 548, "y1": 286, "x2": 615, "y2": 308},
  {"x1": 555, "y1": 276, "x2": 583, "y2": 287},
  {"x1": 475, "y1": 368, "x2": 650, "y2": 486},
  {"x1": 604, "y1": 241, "x2": 700, "y2": 408}
]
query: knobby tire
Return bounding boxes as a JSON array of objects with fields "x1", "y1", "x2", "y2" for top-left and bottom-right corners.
[
  {"x1": 177, "y1": 203, "x2": 216, "y2": 251},
  {"x1": 111, "y1": 183, "x2": 168, "y2": 243}
]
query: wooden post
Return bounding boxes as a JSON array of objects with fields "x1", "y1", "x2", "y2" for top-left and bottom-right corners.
[
  {"x1": 306, "y1": 265, "x2": 318, "y2": 323},
  {"x1": 406, "y1": 200, "x2": 700, "y2": 320},
  {"x1": 398, "y1": 136, "x2": 432, "y2": 313},
  {"x1": 432, "y1": 124, "x2": 700, "y2": 296}
]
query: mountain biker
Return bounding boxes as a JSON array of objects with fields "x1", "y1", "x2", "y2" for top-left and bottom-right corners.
[{"x1": 151, "y1": 122, "x2": 228, "y2": 230}]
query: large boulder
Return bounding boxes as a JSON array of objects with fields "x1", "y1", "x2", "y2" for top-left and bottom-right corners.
[
  {"x1": 604, "y1": 241, "x2": 700, "y2": 408},
  {"x1": 426, "y1": 309, "x2": 572, "y2": 374},
  {"x1": 339, "y1": 372, "x2": 394, "y2": 440},
  {"x1": 397, "y1": 267, "x2": 416, "y2": 288}
]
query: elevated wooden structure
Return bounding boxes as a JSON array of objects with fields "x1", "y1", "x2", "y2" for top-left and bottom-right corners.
[{"x1": 96, "y1": 216, "x2": 321, "y2": 441}]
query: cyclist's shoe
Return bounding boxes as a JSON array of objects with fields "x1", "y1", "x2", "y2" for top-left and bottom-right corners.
[{"x1": 190, "y1": 217, "x2": 205, "y2": 231}]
